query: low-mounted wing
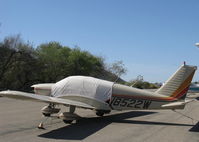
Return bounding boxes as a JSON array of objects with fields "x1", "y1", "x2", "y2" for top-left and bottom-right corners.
[{"x1": 0, "y1": 90, "x2": 95, "y2": 109}]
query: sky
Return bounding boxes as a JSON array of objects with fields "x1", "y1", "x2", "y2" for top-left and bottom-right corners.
[{"x1": 1, "y1": 0, "x2": 199, "y2": 82}]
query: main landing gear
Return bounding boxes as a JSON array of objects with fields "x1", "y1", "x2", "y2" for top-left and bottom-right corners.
[
  {"x1": 37, "y1": 105, "x2": 111, "y2": 129},
  {"x1": 38, "y1": 105, "x2": 80, "y2": 129},
  {"x1": 96, "y1": 110, "x2": 111, "y2": 117},
  {"x1": 38, "y1": 103, "x2": 60, "y2": 129},
  {"x1": 59, "y1": 105, "x2": 80, "y2": 124}
]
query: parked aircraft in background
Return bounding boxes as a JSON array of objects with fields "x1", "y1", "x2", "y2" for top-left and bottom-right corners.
[
  {"x1": 0, "y1": 64, "x2": 197, "y2": 128},
  {"x1": 189, "y1": 83, "x2": 199, "y2": 93}
]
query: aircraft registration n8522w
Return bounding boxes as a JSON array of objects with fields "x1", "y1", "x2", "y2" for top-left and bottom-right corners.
[{"x1": 0, "y1": 64, "x2": 197, "y2": 129}]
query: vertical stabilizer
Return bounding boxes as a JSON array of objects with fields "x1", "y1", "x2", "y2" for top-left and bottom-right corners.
[{"x1": 156, "y1": 64, "x2": 197, "y2": 100}]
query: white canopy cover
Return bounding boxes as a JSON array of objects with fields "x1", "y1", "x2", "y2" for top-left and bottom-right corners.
[{"x1": 51, "y1": 76, "x2": 114, "y2": 102}]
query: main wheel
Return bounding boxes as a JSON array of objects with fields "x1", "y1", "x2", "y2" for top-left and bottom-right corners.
[
  {"x1": 96, "y1": 111, "x2": 104, "y2": 117},
  {"x1": 63, "y1": 120, "x2": 73, "y2": 124}
]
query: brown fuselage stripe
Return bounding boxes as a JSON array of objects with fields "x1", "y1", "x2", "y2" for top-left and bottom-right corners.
[{"x1": 112, "y1": 94, "x2": 177, "y2": 102}]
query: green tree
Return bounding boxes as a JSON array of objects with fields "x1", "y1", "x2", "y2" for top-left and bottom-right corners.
[
  {"x1": 36, "y1": 42, "x2": 71, "y2": 82},
  {"x1": 127, "y1": 80, "x2": 159, "y2": 89},
  {"x1": 0, "y1": 35, "x2": 40, "y2": 91},
  {"x1": 0, "y1": 36, "x2": 127, "y2": 91},
  {"x1": 68, "y1": 48, "x2": 104, "y2": 77}
]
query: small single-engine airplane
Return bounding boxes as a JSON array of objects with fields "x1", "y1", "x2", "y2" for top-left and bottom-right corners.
[{"x1": 0, "y1": 64, "x2": 197, "y2": 128}]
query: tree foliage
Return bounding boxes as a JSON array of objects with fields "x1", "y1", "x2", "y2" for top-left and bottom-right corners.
[
  {"x1": 67, "y1": 48, "x2": 103, "y2": 76},
  {"x1": 126, "y1": 80, "x2": 159, "y2": 89},
  {"x1": 0, "y1": 35, "x2": 162, "y2": 91},
  {"x1": 36, "y1": 42, "x2": 71, "y2": 82},
  {"x1": 107, "y1": 60, "x2": 127, "y2": 82},
  {"x1": 0, "y1": 35, "x2": 40, "y2": 91},
  {"x1": 0, "y1": 36, "x2": 120, "y2": 91}
]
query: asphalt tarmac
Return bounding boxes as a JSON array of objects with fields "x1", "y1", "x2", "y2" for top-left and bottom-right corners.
[{"x1": 0, "y1": 95, "x2": 199, "y2": 142}]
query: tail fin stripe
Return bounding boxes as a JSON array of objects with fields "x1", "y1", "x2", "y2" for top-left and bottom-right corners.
[
  {"x1": 171, "y1": 71, "x2": 194, "y2": 98},
  {"x1": 156, "y1": 64, "x2": 197, "y2": 100},
  {"x1": 174, "y1": 86, "x2": 189, "y2": 99}
]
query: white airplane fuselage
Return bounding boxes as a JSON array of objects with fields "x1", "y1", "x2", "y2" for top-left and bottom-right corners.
[{"x1": 33, "y1": 83, "x2": 181, "y2": 111}]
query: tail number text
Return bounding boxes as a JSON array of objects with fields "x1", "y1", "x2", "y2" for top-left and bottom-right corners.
[{"x1": 111, "y1": 97, "x2": 152, "y2": 109}]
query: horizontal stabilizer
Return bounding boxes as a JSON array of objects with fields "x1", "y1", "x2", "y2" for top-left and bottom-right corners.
[{"x1": 161, "y1": 99, "x2": 194, "y2": 109}]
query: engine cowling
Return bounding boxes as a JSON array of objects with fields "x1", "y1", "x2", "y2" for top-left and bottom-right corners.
[{"x1": 31, "y1": 83, "x2": 54, "y2": 96}]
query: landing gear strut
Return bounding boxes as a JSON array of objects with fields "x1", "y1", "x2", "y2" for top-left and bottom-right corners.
[
  {"x1": 38, "y1": 103, "x2": 60, "y2": 129},
  {"x1": 41, "y1": 103, "x2": 60, "y2": 117}
]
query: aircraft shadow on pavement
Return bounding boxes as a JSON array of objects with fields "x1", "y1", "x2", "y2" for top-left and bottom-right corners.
[
  {"x1": 189, "y1": 121, "x2": 199, "y2": 132},
  {"x1": 38, "y1": 111, "x2": 193, "y2": 140},
  {"x1": 195, "y1": 97, "x2": 199, "y2": 101}
]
